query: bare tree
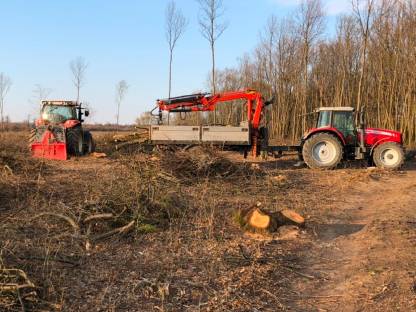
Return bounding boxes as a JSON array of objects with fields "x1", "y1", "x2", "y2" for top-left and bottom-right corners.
[
  {"x1": 115, "y1": 80, "x2": 129, "y2": 130},
  {"x1": 70, "y1": 56, "x2": 88, "y2": 103},
  {"x1": 198, "y1": 0, "x2": 228, "y2": 123},
  {"x1": 295, "y1": 0, "x2": 325, "y2": 131},
  {"x1": 165, "y1": 1, "x2": 187, "y2": 99},
  {"x1": 351, "y1": 0, "x2": 375, "y2": 114},
  {"x1": 136, "y1": 111, "x2": 153, "y2": 126},
  {"x1": 0, "y1": 73, "x2": 12, "y2": 128}
]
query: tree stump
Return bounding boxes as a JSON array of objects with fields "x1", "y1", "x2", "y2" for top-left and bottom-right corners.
[{"x1": 241, "y1": 208, "x2": 305, "y2": 233}]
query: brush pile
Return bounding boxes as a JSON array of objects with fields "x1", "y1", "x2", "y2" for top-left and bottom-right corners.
[{"x1": 159, "y1": 146, "x2": 262, "y2": 180}]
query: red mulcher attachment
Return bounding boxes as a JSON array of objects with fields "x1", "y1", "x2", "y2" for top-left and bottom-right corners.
[{"x1": 31, "y1": 125, "x2": 68, "y2": 160}]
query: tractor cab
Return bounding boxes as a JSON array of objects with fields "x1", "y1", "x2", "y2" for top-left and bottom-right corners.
[
  {"x1": 41, "y1": 101, "x2": 78, "y2": 124},
  {"x1": 37, "y1": 101, "x2": 90, "y2": 126},
  {"x1": 315, "y1": 107, "x2": 357, "y2": 145}
]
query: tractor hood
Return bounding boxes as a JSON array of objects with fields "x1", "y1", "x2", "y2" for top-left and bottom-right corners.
[{"x1": 364, "y1": 128, "x2": 402, "y2": 145}]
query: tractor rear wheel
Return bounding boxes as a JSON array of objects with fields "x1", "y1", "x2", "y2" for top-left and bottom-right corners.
[
  {"x1": 302, "y1": 133, "x2": 343, "y2": 169},
  {"x1": 83, "y1": 131, "x2": 95, "y2": 155},
  {"x1": 67, "y1": 127, "x2": 84, "y2": 156},
  {"x1": 372, "y1": 142, "x2": 404, "y2": 170}
]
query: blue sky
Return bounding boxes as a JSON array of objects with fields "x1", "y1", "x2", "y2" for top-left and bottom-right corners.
[{"x1": 0, "y1": 0, "x2": 351, "y2": 124}]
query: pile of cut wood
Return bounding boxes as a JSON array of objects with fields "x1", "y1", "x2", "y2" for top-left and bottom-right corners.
[{"x1": 113, "y1": 127, "x2": 150, "y2": 150}]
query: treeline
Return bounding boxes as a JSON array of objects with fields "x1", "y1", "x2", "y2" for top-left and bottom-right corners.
[
  {"x1": 206, "y1": 0, "x2": 415, "y2": 145},
  {"x1": 0, "y1": 122, "x2": 136, "y2": 132}
]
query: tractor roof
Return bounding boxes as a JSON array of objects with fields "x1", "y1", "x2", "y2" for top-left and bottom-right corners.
[
  {"x1": 41, "y1": 100, "x2": 79, "y2": 106},
  {"x1": 316, "y1": 106, "x2": 355, "y2": 112}
]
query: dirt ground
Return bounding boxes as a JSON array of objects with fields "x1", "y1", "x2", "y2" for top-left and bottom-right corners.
[{"x1": 1, "y1": 131, "x2": 415, "y2": 311}]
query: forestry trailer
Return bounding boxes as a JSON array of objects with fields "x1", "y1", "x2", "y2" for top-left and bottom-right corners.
[
  {"x1": 30, "y1": 100, "x2": 95, "y2": 160},
  {"x1": 148, "y1": 90, "x2": 405, "y2": 170}
]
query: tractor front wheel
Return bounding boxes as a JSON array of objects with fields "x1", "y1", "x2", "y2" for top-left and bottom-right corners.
[
  {"x1": 302, "y1": 133, "x2": 343, "y2": 169},
  {"x1": 67, "y1": 127, "x2": 84, "y2": 156},
  {"x1": 372, "y1": 142, "x2": 404, "y2": 170}
]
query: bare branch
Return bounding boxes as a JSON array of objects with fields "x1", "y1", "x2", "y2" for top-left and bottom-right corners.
[
  {"x1": 197, "y1": 0, "x2": 228, "y2": 121},
  {"x1": 0, "y1": 73, "x2": 12, "y2": 127},
  {"x1": 69, "y1": 56, "x2": 88, "y2": 103},
  {"x1": 115, "y1": 80, "x2": 129, "y2": 129},
  {"x1": 32, "y1": 84, "x2": 52, "y2": 104},
  {"x1": 165, "y1": 0, "x2": 188, "y2": 99}
]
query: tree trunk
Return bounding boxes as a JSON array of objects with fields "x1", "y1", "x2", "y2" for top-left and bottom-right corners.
[{"x1": 211, "y1": 41, "x2": 216, "y2": 124}]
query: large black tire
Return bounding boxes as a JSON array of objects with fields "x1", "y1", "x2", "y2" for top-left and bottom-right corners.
[
  {"x1": 66, "y1": 127, "x2": 84, "y2": 156},
  {"x1": 372, "y1": 142, "x2": 404, "y2": 170},
  {"x1": 83, "y1": 131, "x2": 95, "y2": 155},
  {"x1": 302, "y1": 133, "x2": 343, "y2": 169}
]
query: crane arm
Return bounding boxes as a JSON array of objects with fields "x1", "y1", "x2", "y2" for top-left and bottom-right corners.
[{"x1": 156, "y1": 90, "x2": 268, "y2": 130}]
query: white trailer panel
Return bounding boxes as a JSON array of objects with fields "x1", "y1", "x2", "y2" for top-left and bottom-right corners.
[
  {"x1": 150, "y1": 125, "x2": 200, "y2": 143},
  {"x1": 201, "y1": 126, "x2": 250, "y2": 145}
]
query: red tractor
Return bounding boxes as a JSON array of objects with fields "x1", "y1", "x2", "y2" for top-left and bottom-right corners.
[
  {"x1": 30, "y1": 100, "x2": 95, "y2": 160},
  {"x1": 300, "y1": 106, "x2": 405, "y2": 169}
]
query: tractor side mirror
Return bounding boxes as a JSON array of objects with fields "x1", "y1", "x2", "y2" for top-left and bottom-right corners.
[{"x1": 85, "y1": 110, "x2": 90, "y2": 117}]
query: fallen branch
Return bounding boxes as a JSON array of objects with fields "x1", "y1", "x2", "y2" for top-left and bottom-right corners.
[
  {"x1": 0, "y1": 268, "x2": 36, "y2": 293},
  {"x1": 30, "y1": 213, "x2": 79, "y2": 233},
  {"x1": 2, "y1": 165, "x2": 13, "y2": 175},
  {"x1": 91, "y1": 220, "x2": 135, "y2": 241},
  {"x1": 0, "y1": 283, "x2": 36, "y2": 291},
  {"x1": 281, "y1": 265, "x2": 316, "y2": 280},
  {"x1": 83, "y1": 213, "x2": 114, "y2": 223}
]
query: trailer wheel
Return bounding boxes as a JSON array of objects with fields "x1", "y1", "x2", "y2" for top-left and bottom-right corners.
[
  {"x1": 302, "y1": 133, "x2": 343, "y2": 169},
  {"x1": 67, "y1": 127, "x2": 84, "y2": 156},
  {"x1": 372, "y1": 142, "x2": 404, "y2": 170}
]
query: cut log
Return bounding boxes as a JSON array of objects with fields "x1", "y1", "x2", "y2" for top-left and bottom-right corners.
[
  {"x1": 275, "y1": 209, "x2": 305, "y2": 227},
  {"x1": 241, "y1": 208, "x2": 305, "y2": 233},
  {"x1": 243, "y1": 208, "x2": 279, "y2": 232},
  {"x1": 91, "y1": 152, "x2": 107, "y2": 158}
]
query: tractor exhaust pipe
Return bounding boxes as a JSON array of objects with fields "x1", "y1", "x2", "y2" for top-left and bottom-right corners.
[{"x1": 356, "y1": 105, "x2": 366, "y2": 159}]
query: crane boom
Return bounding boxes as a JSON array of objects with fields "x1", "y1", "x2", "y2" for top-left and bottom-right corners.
[{"x1": 156, "y1": 90, "x2": 269, "y2": 131}]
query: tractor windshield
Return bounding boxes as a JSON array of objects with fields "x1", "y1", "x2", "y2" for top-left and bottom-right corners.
[
  {"x1": 317, "y1": 111, "x2": 331, "y2": 128},
  {"x1": 41, "y1": 105, "x2": 77, "y2": 123}
]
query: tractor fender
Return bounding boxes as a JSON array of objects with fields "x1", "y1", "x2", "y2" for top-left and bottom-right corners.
[
  {"x1": 64, "y1": 120, "x2": 81, "y2": 129},
  {"x1": 302, "y1": 127, "x2": 347, "y2": 146},
  {"x1": 369, "y1": 137, "x2": 403, "y2": 155}
]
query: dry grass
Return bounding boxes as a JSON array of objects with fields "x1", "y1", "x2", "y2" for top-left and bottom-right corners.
[{"x1": 1, "y1": 131, "x2": 414, "y2": 311}]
